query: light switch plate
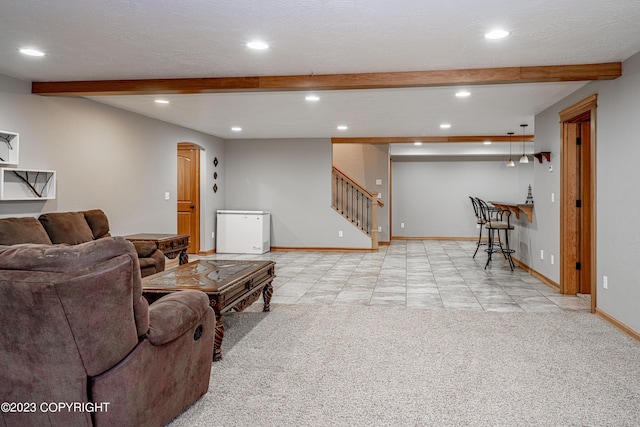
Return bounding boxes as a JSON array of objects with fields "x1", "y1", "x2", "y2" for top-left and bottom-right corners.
[{"x1": 376, "y1": 179, "x2": 382, "y2": 185}]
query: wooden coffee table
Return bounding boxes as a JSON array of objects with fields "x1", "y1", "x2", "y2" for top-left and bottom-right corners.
[{"x1": 142, "y1": 259, "x2": 276, "y2": 361}]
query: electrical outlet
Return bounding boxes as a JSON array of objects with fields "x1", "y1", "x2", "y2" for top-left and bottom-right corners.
[
  {"x1": 338, "y1": 230, "x2": 343, "y2": 237},
  {"x1": 540, "y1": 249, "x2": 544, "y2": 260},
  {"x1": 164, "y1": 191, "x2": 170, "y2": 200},
  {"x1": 377, "y1": 193, "x2": 382, "y2": 199},
  {"x1": 401, "y1": 222, "x2": 405, "y2": 228},
  {"x1": 603, "y1": 276, "x2": 608, "y2": 289},
  {"x1": 376, "y1": 179, "x2": 382, "y2": 185},
  {"x1": 550, "y1": 255, "x2": 554, "y2": 265}
]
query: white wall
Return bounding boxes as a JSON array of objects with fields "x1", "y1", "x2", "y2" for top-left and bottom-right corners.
[
  {"x1": 224, "y1": 138, "x2": 371, "y2": 249},
  {"x1": 392, "y1": 156, "x2": 533, "y2": 238},
  {"x1": 530, "y1": 51, "x2": 640, "y2": 333},
  {"x1": 0, "y1": 73, "x2": 224, "y2": 252}
]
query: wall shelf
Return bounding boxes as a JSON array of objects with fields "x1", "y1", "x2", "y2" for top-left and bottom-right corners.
[
  {"x1": 1, "y1": 168, "x2": 56, "y2": 200},
  {"x1": 0, "y1": 130, "x2": 19, "y2": 166},
  {"x1": 533, "y1": 152, "x2": 551, "y2": 163}
]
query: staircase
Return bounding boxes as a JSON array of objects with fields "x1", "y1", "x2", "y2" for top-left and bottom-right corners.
[{"x1": 331, "y1": 166, "x2": 384, "y2": 249}]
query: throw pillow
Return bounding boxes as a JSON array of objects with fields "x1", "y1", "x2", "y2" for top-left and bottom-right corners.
[
  {"x1": 39, "y1": 212, "x2": 95, "y2": 245},
  {"x1": 0, "y1": 217, "x2": 53, "y2": 245}
]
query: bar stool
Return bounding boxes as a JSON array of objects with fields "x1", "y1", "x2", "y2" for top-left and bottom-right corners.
[
  {"x1": 477, "y1": 199, "x2": 515, "y2": 271},
  {"x1": 469, "y1": 196, "x2": 486, "y2": 258}
]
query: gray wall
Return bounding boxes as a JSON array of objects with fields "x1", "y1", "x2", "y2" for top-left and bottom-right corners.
[
  {"x1": 528, "y1": 51, "x2": 640, "y2": 333},
  {"x1": 224, "y1": 138, "x2": 371, "y2": 249},
  {"x1": 392, "y1": 156, "x2": 533, "y2": 238},
  {"x1": 0, "y1": 73, "x2": 224, "y2": 252}
]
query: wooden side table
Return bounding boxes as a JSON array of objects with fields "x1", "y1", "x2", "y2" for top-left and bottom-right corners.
[{"x1": 125, "y1": 233, "x2": 190, "y2": 265}]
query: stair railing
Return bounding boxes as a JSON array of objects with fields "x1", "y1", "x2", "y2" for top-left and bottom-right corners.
[{"x1": 331, "y1": 166, "x2": 383, "y2": 249}]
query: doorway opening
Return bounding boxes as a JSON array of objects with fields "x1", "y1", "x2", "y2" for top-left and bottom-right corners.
[
  {"x1": 177, "y1": 143, "x2": 201, "y2": 254},
  {"x1": 559, "y1": 94, "x2": 597, "y2": 313}
]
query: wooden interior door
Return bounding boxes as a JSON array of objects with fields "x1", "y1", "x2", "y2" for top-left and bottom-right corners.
[
  {"x1": 561, "y1": 122, "x2": 580, "y2": 294},
  {"x1": 177, "y1": 143, "x2": 200, "y2": 254},
  {"x1": 560, "y1": 94, "x2": 596, "y2": 308},
  {"x1": 578, "y1": 120, "x2": 593, "y2": 295}
]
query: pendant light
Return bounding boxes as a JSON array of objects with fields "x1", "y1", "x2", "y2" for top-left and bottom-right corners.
[
  {"x1": 507, "y1": 132, "x2": 515, "y2": 167},
  {"x1": 519, "y1": 124, "x2": 529, "y2": 163}
]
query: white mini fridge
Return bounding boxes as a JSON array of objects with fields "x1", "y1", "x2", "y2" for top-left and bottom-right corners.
[{"x1": 216, "y1": 210, "x2": 271, "y2": 254}]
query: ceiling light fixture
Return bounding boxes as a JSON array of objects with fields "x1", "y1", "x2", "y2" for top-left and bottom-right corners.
[
  {"x1": 455, "y1": 91, "x2": 471, "y2": 97},
  {"x1": 414, "y1": 142, "x2": 423, "y2": 146},
  {"x1": 440, "y1": 123, "x2": 451, "y2": 129},
  {"x1": 337, "y1": 125, "x2": 348, "y2": 131},
  {"x1": 19, "y1": 47, "x2": 45, "y2": 57},
  {"x1": 154, "y1": 99, "x2": 170, "y2": 104},
  {"x1": 485, "y1": 30, "x2": 510, "y2": 40},
  {"x1": 231, "y1": 126, "x2": 242, "y2": 132},
  {"x1": 305, "y1": 95, "x2": 320, "y2": 101},
  {"x1": 519, "y1": 124, "x2": 529, "y2": 163},
  {"x1": 247, "y1": 41, "x2": 269, "y2": 50},
  {"x1": 484, "y1": 141, "x2": 492, "y2": 145},
  {"x1": 507, "y1": 132, "x2": 515, "y2": 167}
]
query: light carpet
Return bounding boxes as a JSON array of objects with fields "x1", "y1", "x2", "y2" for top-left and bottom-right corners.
[{"x1": 169, "y1": 304, "x2": 640, "y2": 426}]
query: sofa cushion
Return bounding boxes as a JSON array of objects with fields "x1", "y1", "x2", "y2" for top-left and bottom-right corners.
[
  {"x1": 39, "y1": 212, "x2": 95, "y2": 245},
  {"x1": 0, "y1": 217, "x2": 53, "y2": 245},
  {"x1": 84, "y1": 209, "x2": 111, "y2": 239}
]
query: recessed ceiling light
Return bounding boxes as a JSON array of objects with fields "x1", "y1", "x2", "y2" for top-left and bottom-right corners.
[
  {"x1": 305, "y1": 95, "x2": 320, "y2": 101},
  {"x1": 19, "y1": 48, "x2": 45, "y2": 57},
  {"x1": 154, "y1": 99, "x2": 170, "y2": 104},
  {"x1": 455, "y1": 90, "x2": 471, "y2": 98},
  {"x1": 231, "y1": 126, "x2": 242, "y2": 132},
  {"x1": 247, "y1": 41, "x2": 269, "y2": 50},
  {"x1": 440, "y1": 123, "x2": 451, "y2": 129},
  {"x1": 485, "y1": 30, "x2": 510, "y2": 40},
  {"x1": 484, "y1": 141, "x2": 492, "y2": 145},
  {"x1": 414, "y1": 142, "x2": 423, "y2": 146},
  {"x1": 337, "y1": 125, "x2": 348, "y2": 131}
]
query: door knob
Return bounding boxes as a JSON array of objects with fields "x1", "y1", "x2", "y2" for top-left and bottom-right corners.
[{"x1": 190, "y1": 205, "x2": 195, "y2": 209}]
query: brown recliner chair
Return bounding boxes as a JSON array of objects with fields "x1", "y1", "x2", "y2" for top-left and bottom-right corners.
[{"x1": 0, "y1": 237, "x2": 215, "y2": 427}]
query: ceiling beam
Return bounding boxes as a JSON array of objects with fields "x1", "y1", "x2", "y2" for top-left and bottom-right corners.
[
  {"x1": 31, "y1": 62, "x2": 621, "y2": 96},
  {"x1": 332, "y1": 135, "x2": 535, "y2": 144}
]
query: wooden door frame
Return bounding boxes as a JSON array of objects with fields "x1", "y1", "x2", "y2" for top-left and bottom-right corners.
[
  {"x1": 177, "y1": 142, "x2": 201, "y2": 254},
  {"x1": 559, "y1": 94, "x2": 597, "y2": 312}
]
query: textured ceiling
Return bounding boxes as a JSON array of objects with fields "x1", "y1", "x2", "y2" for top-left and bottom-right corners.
[{"x1": 2, "y1": 0, "x2": 640, "y2": 152}]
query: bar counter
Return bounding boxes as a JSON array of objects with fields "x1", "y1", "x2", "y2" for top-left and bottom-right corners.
[{"x1": 488, "y1": 201, "x2": 534, "y2": 223}]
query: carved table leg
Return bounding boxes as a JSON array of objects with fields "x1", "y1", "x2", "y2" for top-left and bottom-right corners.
[
  {"x1": 262, "y1": 282, "x2": 273, "y2": 312},
  {"x1": 179, "y1": 249, "x2": 189, "y2": 265},
  {"x1": 213, "y1": 309, "x2": 224, "y2": 361}
]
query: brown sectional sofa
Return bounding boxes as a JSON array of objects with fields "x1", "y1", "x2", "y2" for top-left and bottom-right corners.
[{"x1": 0, "y1": 209, "x2": 165, "y2": 277}]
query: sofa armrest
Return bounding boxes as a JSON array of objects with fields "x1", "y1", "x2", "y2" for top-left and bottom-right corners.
[
  {"x1": 131, "y1": 240, "x2": 158, "y2": 258},
  {"x1": 147, "y1": 290, "x2": 212, "y2": 346},
  {"x1": 150, "y1": 248, "x2": 165, "y2": 272}
]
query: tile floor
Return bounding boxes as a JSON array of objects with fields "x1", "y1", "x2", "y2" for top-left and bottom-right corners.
[{"x1": 200, "y1": 240, "x2": 591, "y2": 312}]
